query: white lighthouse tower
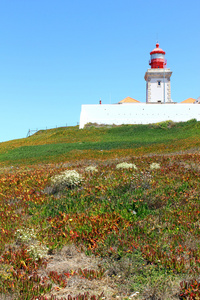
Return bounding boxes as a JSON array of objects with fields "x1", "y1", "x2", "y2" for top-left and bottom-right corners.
[{"x1": 144, "y1": 43, "x2": 172, "y2": 103}]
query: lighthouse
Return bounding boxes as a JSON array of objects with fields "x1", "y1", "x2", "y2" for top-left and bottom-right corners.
[{"x1": 144, "y1": 43, "x2": 172, "y2": 103}]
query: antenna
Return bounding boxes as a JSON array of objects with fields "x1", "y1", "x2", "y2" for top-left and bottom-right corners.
[{"x1": 156, "y1": 33, "x2": 158, "y2": 43}]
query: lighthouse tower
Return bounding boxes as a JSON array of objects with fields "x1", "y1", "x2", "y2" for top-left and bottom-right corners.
[{"x1": 144, "y1": 43, "x2": 172, "y2": 103}]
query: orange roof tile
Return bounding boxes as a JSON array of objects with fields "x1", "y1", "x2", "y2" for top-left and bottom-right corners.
[
  {"x1": 180, "y1": 98, "x2": 196, "y2": 104},
  {"x1": 118, "y1": 96, "x2": 140, "y2": 104}
]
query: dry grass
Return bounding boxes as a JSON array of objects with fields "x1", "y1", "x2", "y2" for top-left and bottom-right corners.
[{"x1": 39, "y1": 245, "x2": 123, "y2": 299}]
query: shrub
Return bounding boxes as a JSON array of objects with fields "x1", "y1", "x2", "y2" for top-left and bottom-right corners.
[
  {"x1": 15, "y1": 228, "x2": 48, "y2": 260},
  {"x1": 150, "y1": 163, "x2": 160, "y2": 170},
  {"x1": 116, "y1": 162, "x2": 137, "y2": 170},
  {"x1": 85, "y1": 166, "x2": 98, "y2": 172},
  {"x1": 15, "y1": 228, "x2": 37, "y2": 243},
  {"x1": 51, "y1": 170, "x2": 82, "y2": 192},
  {"x1": 150, "y1": 120, "x2": 175, "y2": 129},
  {"x1": 27, "y1": 241, "x2": 48, "y2": 260}
]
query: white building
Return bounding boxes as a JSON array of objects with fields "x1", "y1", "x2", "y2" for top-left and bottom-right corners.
[{"x1": 79, "y1": 43, "x2": 200, "y2": 129}]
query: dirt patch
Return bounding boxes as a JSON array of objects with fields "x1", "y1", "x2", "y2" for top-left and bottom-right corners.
[{"x1": 40, "y1": 244, "x2": 128, "y2": 299}]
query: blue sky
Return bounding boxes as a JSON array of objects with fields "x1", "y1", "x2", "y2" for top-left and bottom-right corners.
[{"x1": 0, "y1": 0, "x2": 199, "y2": 142}]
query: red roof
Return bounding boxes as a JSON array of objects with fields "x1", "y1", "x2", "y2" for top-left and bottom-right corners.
[{"x1": 150, "y1": 43, "x2": 165, "y2": 55}]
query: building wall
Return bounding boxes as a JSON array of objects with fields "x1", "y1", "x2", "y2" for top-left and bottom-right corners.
[
  {"x1": 148, "y1": 77, "x2": 171, "y2": 103},
  {"x1": 144, "y1": 69, "x2": 172, "y2": 103},
  {"x1": 79, "y1": 104, "x2": 200, "y2": 129}
]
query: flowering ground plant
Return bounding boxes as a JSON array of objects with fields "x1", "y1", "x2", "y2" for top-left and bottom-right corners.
[
  {"x1": 150, "y1": 162, "x2": 161, "y2": 170},
  {"x1": 116, "y1": 162, "x2": 137, "y2": 170},
  {"x1": 15, "y1": 228, "x2": 48, "y2": 260},
  {"x1": 50, "y1": 169, "x2": 82, "y2": 192},
  {"x1": 85, "y1": 165, "x2": 98, "y2": 172},
  {"x1": 15, "y1": 228, "x2": 37, "y2": 243}
]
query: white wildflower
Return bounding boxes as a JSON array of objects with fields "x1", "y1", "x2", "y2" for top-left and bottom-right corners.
[
  {"x1": 129, "y1": 209, "x2": 137, "y2": 215},
  {"x1": 15, "y1": 228, "x2": 48, "y2": 260},
  {"x1": 116, "y1": 162, "x2": 137, "y2": 170},
  {"x1": 130, "y1": 292, "x2": 139, "y2": 297},
  {"x1": 85, "y1": 166, "x2": 98, "y2": 172},
  {"x1": 51, "y1": 170, "x2": 82, "y2": 189},
  {"x1": 150, "y1": 163, "x2": 160, "y2": 170},
  {"x1": 15, "y1": 228, "x2": 36, "y2": 243},
  {"x1": 27, "y1": 241, "x2": 48, "y2": 260}
]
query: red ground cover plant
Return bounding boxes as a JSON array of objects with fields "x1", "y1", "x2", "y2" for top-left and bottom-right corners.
[
  {"x1": 0, "y1": 153, "x2": 200, "y2": 298},
  {"x1": 179, "y1": 279, "x2": 200, "y2": 299}
]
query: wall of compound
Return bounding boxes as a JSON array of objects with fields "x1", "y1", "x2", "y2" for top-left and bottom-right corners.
[{"x1": 79, "y1": 104, "x2": 200, "y2": 129}]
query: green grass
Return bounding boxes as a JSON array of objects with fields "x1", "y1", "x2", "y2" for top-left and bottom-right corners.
[{"x1": 0, "y1": 119, "x2": 200, "y2": 165}]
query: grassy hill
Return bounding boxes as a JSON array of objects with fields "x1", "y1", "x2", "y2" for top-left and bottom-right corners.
[
  {"x1": 0, "y1": 120, "x2": 200, "y2": 299},
  {"x1": 0, "y1": 119, "x2": 200, "y2": 165}
]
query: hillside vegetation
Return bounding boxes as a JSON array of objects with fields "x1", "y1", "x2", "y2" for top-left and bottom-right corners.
[
  {"x1": 0, "y1": 120, "x2": 200, "y2": 300},
  {"x1": 0, "y1": 119, "x2": 200, "y2": 165}
]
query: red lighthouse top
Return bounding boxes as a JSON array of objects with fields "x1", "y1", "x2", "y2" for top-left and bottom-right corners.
[{"x1": 149, "y1": 43, "x2": 166, "y2": 69}]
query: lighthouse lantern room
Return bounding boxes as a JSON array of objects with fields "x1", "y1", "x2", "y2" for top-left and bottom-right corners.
[{"x1": 144, "y1": 43, "x2": 172, "y2": 103}]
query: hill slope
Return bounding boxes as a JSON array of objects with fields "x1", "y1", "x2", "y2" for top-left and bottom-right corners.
[
  {"x1": 0, "y1": 119, "x2": 200, "y2": 299},
  {"x1": 0, "y1": 119, "x2": 200, "y2": 165}
]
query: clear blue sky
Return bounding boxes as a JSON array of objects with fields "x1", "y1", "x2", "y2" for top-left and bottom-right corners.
[{"x1": 0, "y1": 0, "x2": 199, "y2": 142}]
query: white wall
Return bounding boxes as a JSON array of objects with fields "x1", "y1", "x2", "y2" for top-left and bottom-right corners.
[
  {"x1": 145, "y1": 68, "x2": 172, "y2": 103},
  {"x1": 149, "y1": 77, "x2": 170, "y2": 103},
  {"x1": 79, "y1": 103, "x2": 200, "y2": 128}
]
